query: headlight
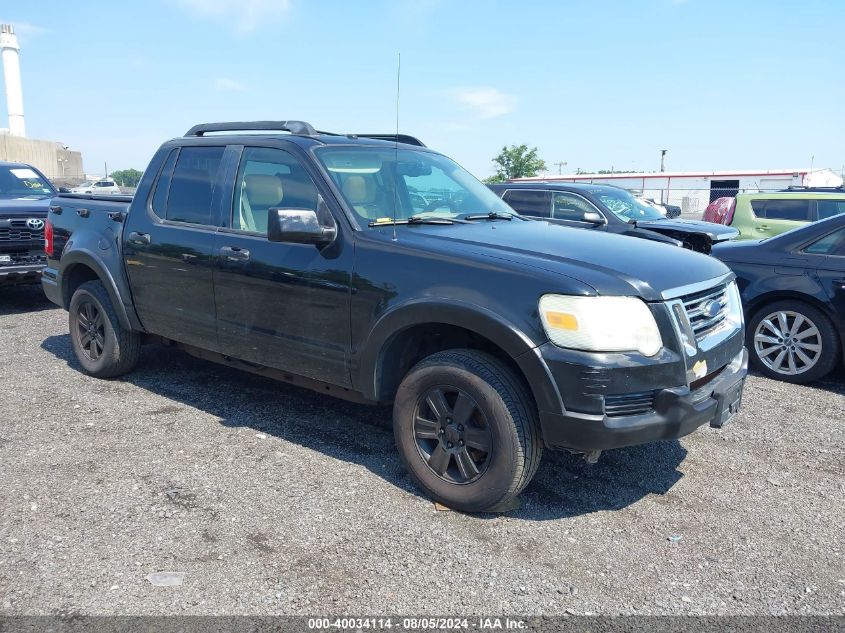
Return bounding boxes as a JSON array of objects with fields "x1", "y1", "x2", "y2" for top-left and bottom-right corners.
[
  {"x1": 539, "y1": 294, "x2": 663, "y2": 356},
  {"x1": 725, "y1": 280, "x2": 744, "y2": 329}
]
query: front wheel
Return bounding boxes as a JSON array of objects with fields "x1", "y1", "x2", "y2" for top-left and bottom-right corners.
[
  {"x1": 393, "y1": 349, "x2": 542, "y2": 512},
  {"x1": 747, "y1": 300, "x2": 840, "y2": 384},
  {"x1": 69, "y1": 280, "x2": 141, "y2": 378}
]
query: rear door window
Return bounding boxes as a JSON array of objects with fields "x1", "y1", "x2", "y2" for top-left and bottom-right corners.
[
  {"x1": 751, "y1": 199, "x2": 811, "y2": 221},
  {"x1": 502, "y1": 190, "x2": 551, "y2": 217},
  {"x1": 165, "y1": 146, "x2": 225, "y2": 225}
]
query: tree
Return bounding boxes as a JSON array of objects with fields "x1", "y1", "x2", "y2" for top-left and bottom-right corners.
[
  {"x1": 485, "y1": 144, "x2": 547, "y2": 183},
  {"x1": 110, "y1": 168, "x2": 143, "y2": 188}
]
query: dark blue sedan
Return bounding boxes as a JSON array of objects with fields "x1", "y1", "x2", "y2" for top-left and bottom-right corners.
[{"x1": 712, "y1": 214, "x2": 845, "y2": 383}]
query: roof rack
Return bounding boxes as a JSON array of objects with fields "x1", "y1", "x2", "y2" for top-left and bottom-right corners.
[
  {"x1": 316, "y1": 131, "x2": 426, "y2": 147},
  {"x1": 780, "y1": 185, "x2": 845, "y2": 192},
  {"x1": 184, "y1": 120, "x2": 317, "y2": 137}
]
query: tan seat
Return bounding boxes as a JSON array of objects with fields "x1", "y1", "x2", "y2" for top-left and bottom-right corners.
[
  {"x1": 240, "y1": 174, "x2": 284, "y2": 232},
  {"x1": 342, "y1": 175, "x2": 380, "y2": 219}
]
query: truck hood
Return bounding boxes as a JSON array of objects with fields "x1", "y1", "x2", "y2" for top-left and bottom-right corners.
[
  {"x1": 634, "y1": 217, "x2": 739, "y2": 242},
  {"x1": 403, "y1": 219, "x2": 732, "y2": 301},
  {"x1": 0, "y1": 195, "x2": 52, "y2": 217}
]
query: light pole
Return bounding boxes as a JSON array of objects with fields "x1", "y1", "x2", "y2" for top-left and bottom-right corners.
[
  {"x1": 554, "y1": 161, "x2": 567, "y2": 175},
  {"x1": 660, "y1": 149, "x2": 668, "y2": 172}
]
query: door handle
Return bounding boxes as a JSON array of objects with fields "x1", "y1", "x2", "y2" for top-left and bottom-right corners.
[
  {"x1": 128, "y1": 231, "x2": 151, "y2": 245},
  {"x1": 220, "y1": 246, "x2": 250, "y2": 262},
  {"x1": 758, "y1": 224, "x2": 771, "y2": 231}
]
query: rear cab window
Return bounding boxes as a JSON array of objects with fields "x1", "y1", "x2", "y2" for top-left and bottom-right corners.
[{"x1": 158, "y1": 146, "x2": 225, "y2": 225}]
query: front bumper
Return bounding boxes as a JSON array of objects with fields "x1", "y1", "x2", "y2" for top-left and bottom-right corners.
[
  {"x1": 539, "y1": 347, "x2": 748, "y2": 452},
  {"x1": 0, "y1": 263, "x2": 44, "y2": 286}
]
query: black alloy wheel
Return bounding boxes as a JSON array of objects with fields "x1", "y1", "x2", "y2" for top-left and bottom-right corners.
[
  {"x1": 413, "y1": 386, "x2": 492, "y2": 484},
  {"x1": 75, "y1": 300, "x2": 106, "y2": 361}
]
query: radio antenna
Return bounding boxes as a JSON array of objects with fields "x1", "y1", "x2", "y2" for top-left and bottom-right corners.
[{"x1": 392, "y1": 52, "x2": 400, "y2": 242}]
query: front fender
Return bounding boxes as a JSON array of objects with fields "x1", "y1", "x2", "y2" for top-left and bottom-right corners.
[{"x1": 355, "y1": 298, "x2": 564, "y2": 413}]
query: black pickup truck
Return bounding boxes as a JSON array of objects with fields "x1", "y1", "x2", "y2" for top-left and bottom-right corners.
[
  {"x1": 43, "y1": 121, "x2": 748, "y2": 512},
  {"x1": 0, "y1": 161, "x2": 55, "y2": 286}
]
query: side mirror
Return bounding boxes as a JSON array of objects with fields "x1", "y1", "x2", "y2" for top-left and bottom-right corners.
[
  {"x1": 267, "y1": 208, "x2": 336, "y2": 246},
  {"x1": 583, "y1": 211, "x2": 606, "y2": 224}
]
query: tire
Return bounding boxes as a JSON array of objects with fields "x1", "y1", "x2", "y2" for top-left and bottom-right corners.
[
  {"x1": 69, "y1": 280, "x2": 141, "y2": 378},
  {"x1": 747, "y1": 300, "x2": 840, "y2": 384},
  {"x1": 393, "y1": 349, "x2": 542, "y2": 512}
]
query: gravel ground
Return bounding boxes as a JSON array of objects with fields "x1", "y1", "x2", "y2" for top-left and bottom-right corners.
[{"x1": 0, "y1": 284, "x2": 843, "y2": 616}]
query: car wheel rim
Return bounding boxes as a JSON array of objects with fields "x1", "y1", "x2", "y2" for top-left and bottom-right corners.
[
  {"x1": 413, "y1": 386, "x2": 492, "y2": 485},
  {"x1": 754, "y1": 310, "x2": 822, "y2": 376},
  {"x1": 75, "y1": 300, "x2": 106, "y2": 362}
]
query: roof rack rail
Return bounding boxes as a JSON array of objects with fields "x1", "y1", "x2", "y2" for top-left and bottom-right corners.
[
  {"x1": 316, "y1": 131, "x2": 426, "y2": 147},
  {"x1": 184, "y1": 120, "x2": 317, "y2": 137},
  {"x1": 780, "y1": 185, "x2": 845, "y2": 192}
]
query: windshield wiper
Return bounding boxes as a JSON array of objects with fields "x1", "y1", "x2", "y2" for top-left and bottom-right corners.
[
  {"x1": 461, "y1": 211, "x2": 516, "y2": 221},
  {"x1": 368, "y1": 215, "x2": 461, "y2": 227}
]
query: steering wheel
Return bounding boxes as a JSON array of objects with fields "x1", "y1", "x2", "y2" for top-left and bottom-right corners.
[{"x1": 423, "y1": 199, "x2": 459, "y2": 212}]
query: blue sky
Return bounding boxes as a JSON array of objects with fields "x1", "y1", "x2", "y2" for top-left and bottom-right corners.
[{"x1": 3, "y1": 0, "x2": 844, "y2": 178}]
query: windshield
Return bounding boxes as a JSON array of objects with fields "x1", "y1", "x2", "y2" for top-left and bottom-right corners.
[
  {"x1": 594, "y1": 187, "x2": 665, "y2": 221},
  {"x1": 315, "y1": 146, "x2": 513, "y2": 225},
  {"x1": 76, "y1": 180, "x2": 95, "y2": 188},
  {"x1": 0, "y1": 166, "x2": 54, "y2": 198}
]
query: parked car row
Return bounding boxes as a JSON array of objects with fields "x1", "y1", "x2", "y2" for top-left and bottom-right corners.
[{"x1": 2, "y1": 123, "x2": 841, "y2": 511}]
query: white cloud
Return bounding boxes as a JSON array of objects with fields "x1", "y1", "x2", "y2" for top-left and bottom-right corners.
[
  {"x1": 451, "y1": 87, "x2": 517, "y2": 119},
  {"x1": 175, "y1": 0, "x2": 291, "y2": 33},
  {"x1": 214, "y1": 77, "x2": 246, "y2": 91}
]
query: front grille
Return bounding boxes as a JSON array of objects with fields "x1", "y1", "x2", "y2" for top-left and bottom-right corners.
[
  {"x1": 0, "y1": 218, "x2": 45, "y2": 243},
  {"x1": 680, "y1": 283, "x2": 729, "y2": 341},
  {"x1": 0, "y1": 227, "x2": 44, "y2": 241},
  {"x1": 605, "y1": 391, "x2": 656, "y2": 417}
]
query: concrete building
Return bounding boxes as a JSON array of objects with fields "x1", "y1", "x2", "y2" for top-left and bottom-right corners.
[
  {"x1": 512, "y1": 168, "x2": 845, "y2": 215},
  {"x1": 0, "y1": 23, "x2": 84, "y2": 184}
]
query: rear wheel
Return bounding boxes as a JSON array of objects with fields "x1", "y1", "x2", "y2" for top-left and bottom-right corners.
[
  {"x1": 393, "y1": 349, "x2": 542, "y2": 512},
  {"x1": 747, "y1": 300, "x2": 839, "y2": 384},
  {"x1": 69, "y1": 280, "x2": 141, "y2": 378}
]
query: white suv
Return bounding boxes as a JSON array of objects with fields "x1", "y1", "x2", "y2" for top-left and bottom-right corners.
[{"x1": 70, "y1": 179, "x2": 122, "y2": 195}]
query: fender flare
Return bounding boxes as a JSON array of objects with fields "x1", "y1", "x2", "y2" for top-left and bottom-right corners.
[
  {"x1": 58, "y1": 249, "x2": 135, "y2": 331},
  {"x1": 356, "y1": 298, "x2": 564, "y2": 413}
]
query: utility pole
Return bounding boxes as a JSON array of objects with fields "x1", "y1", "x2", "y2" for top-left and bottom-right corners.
[
  {"x1": 554, "y1": 161, "x2": 567, "y2": 175},
  {"x1": 660, "y1": 149, "x2": 668, "y2": 173}
]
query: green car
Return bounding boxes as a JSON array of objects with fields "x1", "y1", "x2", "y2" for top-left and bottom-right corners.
[{"x1": 703, "y1": 191, "x2": 845, "y2": 240}]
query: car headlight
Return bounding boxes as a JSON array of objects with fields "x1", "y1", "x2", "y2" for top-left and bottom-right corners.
[
  {"x1": 539, "y1": 294, "x2": 663, "y2": 356},
  {"x1": 725, "y1": 280, "x2": 744, "y2": 329}
]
